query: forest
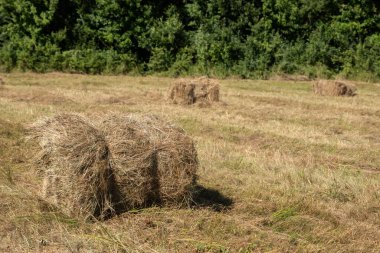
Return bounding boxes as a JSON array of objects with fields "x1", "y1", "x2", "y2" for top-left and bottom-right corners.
[{"x1": 0, "y1": 0, "x2": 379, "y2": 80}]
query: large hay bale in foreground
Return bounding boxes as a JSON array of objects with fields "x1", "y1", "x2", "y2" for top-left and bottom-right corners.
[
  {"x1": 29, "y1": 114, "x2": 118, "y2": 220},
  {"x1": 99, "y1": 114, "x2": 198, "y2": 207},
  {"x1": 168, "y1": 77, "x2": 220, "y2": 105},
  {"x1": 98, "y1": 115, "x2": 160, "y2": 209},
  {"x1": 313, "y1": 80, "x2": 357, "y2": 96},
  {"x1": 30, "y1": 113, "x2": 198, "y2": 219},
  {"x1": 136, "y1": 115, "x2": 198, "y2": 205}
]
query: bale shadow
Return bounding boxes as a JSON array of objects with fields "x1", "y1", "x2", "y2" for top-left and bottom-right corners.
[{"x1": 191, "y1": 185, "x2": 233, "y2": 212}]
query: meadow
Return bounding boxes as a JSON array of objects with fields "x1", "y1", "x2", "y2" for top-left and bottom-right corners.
[{"x1": 0, "y1": 73, "x2": 379, "y2": 252}]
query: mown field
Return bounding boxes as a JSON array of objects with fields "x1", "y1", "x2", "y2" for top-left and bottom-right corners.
[{"x1": 0, "y1": 73, "x2": 379, "y2": 253}]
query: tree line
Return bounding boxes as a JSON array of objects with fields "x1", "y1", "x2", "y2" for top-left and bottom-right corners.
[{"x1": 0, "y1": 0, "x2": 379, "y2": 80}]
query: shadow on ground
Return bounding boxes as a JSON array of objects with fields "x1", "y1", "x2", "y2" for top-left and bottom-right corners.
[{"x1": 191, "y1": 185, "x2": 233, "y2": 211}]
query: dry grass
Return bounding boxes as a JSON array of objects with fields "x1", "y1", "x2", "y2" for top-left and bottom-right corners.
[
  {"x1": 0, "y1": 72, "x2": 379, "y2": 252},
  {"x1": 270, "y1": 74, "x2": 311, "y2": 82},
  {"x1": 27, "y1": 113, "x2": 117, "y2": 220}
]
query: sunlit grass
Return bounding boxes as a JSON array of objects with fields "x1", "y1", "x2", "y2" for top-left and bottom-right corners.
[{"x1": 0, "y1": 72, "x2": 379, "y2": 252}]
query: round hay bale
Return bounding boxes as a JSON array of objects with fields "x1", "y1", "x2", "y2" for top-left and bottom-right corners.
[
  {"x1": 28, "y1": 114, "x2": 118, "y2": 220},
  {"x1": 138, "y1": 115, "x2": 198, "y2": 205},
  {"x1": 99, "y1": 113, "x2": 198, "y2": 207},
  {"x1": 99, "y1": 114, "x2": 160, "y2": 209},
  {"x1": 313, "y1": 80, "x2": 357, "y2": 96},
  {"x1": 168, "y1": 77, "x2": 220, "y2": 105}
]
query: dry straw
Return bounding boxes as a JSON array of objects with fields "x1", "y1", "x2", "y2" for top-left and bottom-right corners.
[
  {"x1": 270, "y1": 74, "x2": 310, "y2": 82},
  {"x1": 168, "y1": 77, "x2": 220, "y2": 105},
  {"x1": 29, "y1": 113, "x2": 198, "y2": 220},
  {"x1": 99, "y1": 113, "x2": 198, "y2": 207},
  {"x1": 28, "y1": 114, "x2": 117, "y2": 220},
  {"x1": 313, "y1": 80, "x2": 357, "y2": 96}
]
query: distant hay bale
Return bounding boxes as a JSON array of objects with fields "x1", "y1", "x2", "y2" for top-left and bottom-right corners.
[
  {"x1": 29, "y1": 113, "x2": 198, "y2": 219},
  {"x1": 193, "y1": 77, "x2": 220, "y2": 103},
  {"x1": 168, "y1": 77, "x2": 220, "y2": 105},
  {"x1": 28, "y1": 114, "x2": 118, "y2": 220},
  {"x1": 99, "y1": 113, "x2": 198, "y2": 207},
  {"x1": 313, "y1": 80, "x2": 357, "y2": 96},
  {"x1": 168, "y1": 80, "x2": 195, "y2": 105}
]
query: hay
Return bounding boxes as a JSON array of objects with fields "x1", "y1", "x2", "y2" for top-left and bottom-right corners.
[
  {"x1": 270, "y1": 74, "x2": 311, "y2": 82},
  {"x1": 99, "y1": 114, "x2": 198, "y2": 207},
  {"x1": 313, "y1": 80, "x2": 357, "y2": 96},
  {"x1": 168, "y1": 77, "x2": 220, "y2": 105},
  {"x1": 135, "y1": 115, "x2": 198, "y2": 205},
  {"x1": 28, "y1": 114, "x2": 118, "y2": 220},
  {"x1": 168, "y1": 80, "x2": 195, "y2": 105},
  {"x1": 29, "y1": 113, "x2": 198, "y2": 219},
  {"x1": 98, "y1": 114, "x2": 159, "y2": 209}
]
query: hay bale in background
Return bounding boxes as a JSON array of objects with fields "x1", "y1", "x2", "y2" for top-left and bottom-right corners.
[
  {"x1": 193, "y1": 77, "x2": 220, "y2": 103},
  {"x1": 168, "y1": 77, "x2": 220, "y2": 105},
  {"x1": 28, "y1": 114, "x2": 118, "y2": 220},
  {"x1": 168, "y1": 80, "x2": 195, "y2": 105},
  {"x1": 99, "y1": 114, "x2": 198, "y2": 207},
  {"x1": 313, "y1": 80, "x2": 357, "y2": 96}
]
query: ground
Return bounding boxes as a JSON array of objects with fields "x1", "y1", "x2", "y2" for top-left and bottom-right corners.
[{"x1": 0, "y1": 73, "x2": 379, "y2": 253}]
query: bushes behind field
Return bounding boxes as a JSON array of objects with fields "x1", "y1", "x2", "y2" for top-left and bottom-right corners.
[{"x1": 0, "y1": 1, "x2": 379, "y2": 80}]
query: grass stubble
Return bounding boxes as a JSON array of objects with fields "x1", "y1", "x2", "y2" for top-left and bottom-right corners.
[{"x1": 0, "y1": 72, "x2": 379, "y2": 252}]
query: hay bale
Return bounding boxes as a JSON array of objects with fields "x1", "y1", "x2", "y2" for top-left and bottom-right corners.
[
  {"x1": 193, "y1": 77, "x2": 220, "y2": 103},
  {"x1": 99, "y1": 113, "x2": 198, "y2": 206},
  {"x1": 168, "y1": 77, "x2": 220, "y2": 105},
  {"x1": 139, "y1": 115, "x2": 198, "y2": 205},
  {"x1": 29, "y1": 113, "x2": 198, "y2": 219},
  {"x1": 28, "y1": 114, "x2": 118, "y2": 220},
  {"x1": 313, "y1": 80, "x2": 357, "y2": 96},
  {"x1": 98, "y1": 114, "x2": 160, "y2": 209},
  {"x1": 168, "y1": 80, "x2": 195, "y2": 105}
]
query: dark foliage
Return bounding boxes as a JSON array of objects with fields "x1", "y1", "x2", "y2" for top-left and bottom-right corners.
[{"x1": 0, "y1": 0, "x2": 379, "y2": 80}]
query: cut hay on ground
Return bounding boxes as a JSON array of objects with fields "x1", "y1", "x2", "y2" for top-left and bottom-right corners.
[
  {"x1": 168, "y1": 77, "x2": 220, "y2": 105},
  {"x1": 270, "y1": 74, "x2": 311, "y2": 82},
  {"x1": 313, "y1": 80, "x2": 357, "y2": 96},
  {"x1": 28, "y1": 114, "x2": 118, "y2": 220},
  {"x1": 29, "y1": 113, "x2": 198, "y2": 219}
]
